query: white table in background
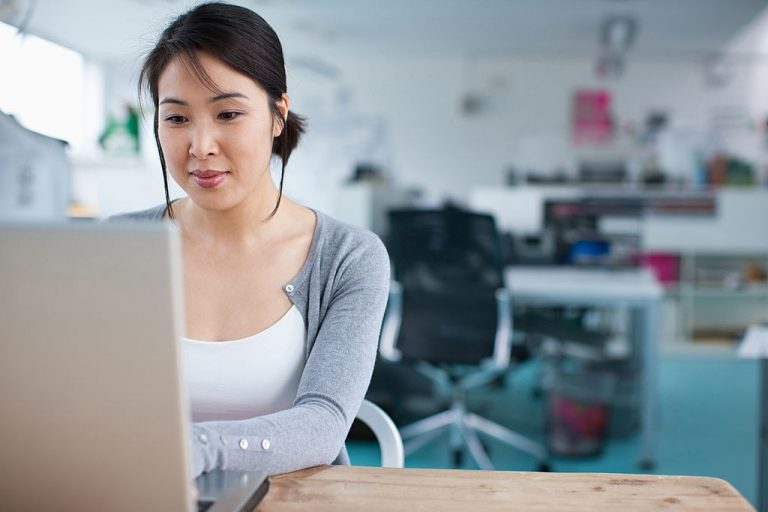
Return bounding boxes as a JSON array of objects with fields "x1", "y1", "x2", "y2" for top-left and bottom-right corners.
[{"x1": 505, "y1": 266, "x2": 663, "y2": 469}]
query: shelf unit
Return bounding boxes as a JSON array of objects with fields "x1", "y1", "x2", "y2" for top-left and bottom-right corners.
[{"x1": 672, "y1": 252, "x2": 768, "y2": 344}]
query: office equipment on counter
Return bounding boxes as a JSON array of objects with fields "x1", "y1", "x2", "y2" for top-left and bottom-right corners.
[
  {"x1": 468, "y1": 185, "x2": 720, "y2": 267},
  {"x1": 262, "y1": 465, "x2": 754, "y2": 511},
  {"x1": 380, "y1": 207, "x2": 549, "y2": 470},
  {"x1": 0, "y1": 223, "x2": 268, "y2": 512},
  {"x1": 543, "y1": 196, "x2": 643, "y2": 267}
]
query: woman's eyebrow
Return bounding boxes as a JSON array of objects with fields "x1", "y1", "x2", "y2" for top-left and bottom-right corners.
[
  {"x1": 159, "y1": 97, "x2": 186, "y2": 106},
  {"x1": 158, "y1": 93, "x2": 248, "y2": 106},
  {"x1": 209, "y1": 92, "x2": 249, "y2": 104}
]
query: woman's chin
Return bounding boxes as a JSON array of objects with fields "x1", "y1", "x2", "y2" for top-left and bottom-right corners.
[{"x1": 184, "y1": 192, "x2": 238, "y2": 213}]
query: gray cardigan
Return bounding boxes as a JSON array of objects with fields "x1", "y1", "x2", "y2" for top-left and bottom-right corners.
[{"x1": 109, "y1": 205, "x2": 390, "y2": 476}]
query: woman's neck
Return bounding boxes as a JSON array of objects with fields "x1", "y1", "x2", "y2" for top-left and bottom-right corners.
[{"x1": 175, "y1": 183, "x2": 288, "y2": 249}]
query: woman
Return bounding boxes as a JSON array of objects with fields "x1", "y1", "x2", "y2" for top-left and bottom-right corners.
[{"x1": 110, "y1": 2, "x2": 390, "y2": 477}]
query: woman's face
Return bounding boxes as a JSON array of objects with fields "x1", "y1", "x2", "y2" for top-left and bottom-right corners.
[{"x1": 157, "y1": 52, "x2": 286, "y2": 213}]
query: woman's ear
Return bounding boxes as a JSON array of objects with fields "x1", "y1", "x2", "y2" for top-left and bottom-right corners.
[{"x1": 273, "y1": 93, "x2": 291, "y2": 137}]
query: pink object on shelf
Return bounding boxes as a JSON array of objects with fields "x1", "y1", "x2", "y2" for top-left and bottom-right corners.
[
  {"x1": 640, "y1": 252, "x2": 680, "y2": 286},
  {"x1": 571, "y1": 89, "x2": 613, "y2": 145}
]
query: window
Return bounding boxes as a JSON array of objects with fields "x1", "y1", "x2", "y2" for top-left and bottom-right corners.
[{"x1": 0, "y1": 22, "x2": 85, "y2": 150}]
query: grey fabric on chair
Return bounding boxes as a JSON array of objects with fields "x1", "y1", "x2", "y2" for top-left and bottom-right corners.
[{"x1": 379, "y1": 207, "x2": 549, "y2": 470}]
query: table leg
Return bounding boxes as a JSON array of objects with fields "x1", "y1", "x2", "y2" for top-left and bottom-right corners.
[
  {"x1": 639, "y1": 300, "x2": 660, "y2": 470},
  {"x1": 759, "y1": 358, "x2": 767, "y2": 512}
]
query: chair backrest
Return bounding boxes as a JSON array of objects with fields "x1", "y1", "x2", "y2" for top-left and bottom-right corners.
[
  {"x1": 388, "y1": 207, "x2": 505, "y2": 291},
  {"x1": 384, "y1": 207, "x2": 510, "y2": 366},
  {"x1": 355, "y1": 399, "x2": 404, "y2": 468}
]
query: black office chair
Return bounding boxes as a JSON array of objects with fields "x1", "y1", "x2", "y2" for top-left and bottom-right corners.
[{"x1": 379, "y1": 207, "x2": 549, "y2": 470}]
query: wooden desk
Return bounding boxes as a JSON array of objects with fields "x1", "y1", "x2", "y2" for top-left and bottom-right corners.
[{"x1": 258, "y1": 466, "x2": 754, "y2": 511}]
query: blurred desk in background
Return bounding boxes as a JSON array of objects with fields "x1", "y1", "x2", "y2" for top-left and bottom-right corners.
[{"x1": 506, "y1": 266, "x2": 662, "y2": 468}]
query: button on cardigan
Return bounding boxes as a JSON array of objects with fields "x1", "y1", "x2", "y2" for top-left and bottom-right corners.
[{"x1": 108, "y1": 205, "x2": 391, "y2": 476}]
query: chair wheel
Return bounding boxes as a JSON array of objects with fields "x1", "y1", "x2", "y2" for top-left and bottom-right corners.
[{"x1": 537, "y1": 462, "x2": 552, "y2": 472}]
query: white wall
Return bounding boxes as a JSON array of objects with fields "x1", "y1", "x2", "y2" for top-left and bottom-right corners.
[
  {"x1": 727, "y1": 4, "x2": 768, "y2": 117},
  {"x1": 284, "y1": 53, "x2": 766, "y2": 205}
]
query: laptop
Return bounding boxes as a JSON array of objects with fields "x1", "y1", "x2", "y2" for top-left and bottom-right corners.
[{"x1": 0, "y1": 222, "x2": 269, "y2": 512}]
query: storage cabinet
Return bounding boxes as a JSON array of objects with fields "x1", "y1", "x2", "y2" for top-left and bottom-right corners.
[{"x1": 671, "y1": 252, "x2": 768, "y2": 343}]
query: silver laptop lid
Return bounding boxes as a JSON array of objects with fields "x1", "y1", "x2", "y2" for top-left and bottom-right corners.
[{"x1": 0, "y1": 222, "x2": 192, "y2": 511}]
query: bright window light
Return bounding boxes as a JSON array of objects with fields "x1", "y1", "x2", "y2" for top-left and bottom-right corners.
[{"x1": 0, "y1": 22, "x2": 85, "y2": 150}]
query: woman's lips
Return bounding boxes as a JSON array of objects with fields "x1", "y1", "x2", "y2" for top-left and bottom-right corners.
[{"x1": 191, "y1": 170, "x2": 228, "y2": 189}]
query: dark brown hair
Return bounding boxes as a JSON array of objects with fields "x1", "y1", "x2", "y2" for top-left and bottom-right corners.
[{"x1": 138, "y1": 1, "x2": 306, "y2": 219}]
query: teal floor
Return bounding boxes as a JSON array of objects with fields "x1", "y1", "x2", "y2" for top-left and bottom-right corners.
[{"x1": 347, "y1": 355, "x2": 761, "y2": 508}]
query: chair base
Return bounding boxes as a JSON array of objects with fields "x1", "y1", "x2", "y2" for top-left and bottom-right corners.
[{"x1": 400, "y1": 400, "x2": 548, "y2": 471}]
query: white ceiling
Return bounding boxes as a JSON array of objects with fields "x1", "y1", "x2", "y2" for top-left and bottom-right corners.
[{"x1": 3, "y1": 0, "x2": 768, "y2": 63}]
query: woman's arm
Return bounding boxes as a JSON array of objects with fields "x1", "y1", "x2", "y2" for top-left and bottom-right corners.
[{"x1": 190, "y1": 232, "x2": 390, "y2": 476}]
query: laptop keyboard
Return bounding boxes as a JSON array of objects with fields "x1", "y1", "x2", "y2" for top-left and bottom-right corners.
[{"x1": 197, "y1": 500, "x2": 215, "y2": 512}]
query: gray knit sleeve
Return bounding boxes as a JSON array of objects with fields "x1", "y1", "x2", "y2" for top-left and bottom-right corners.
[
  {"x1": 104, "y1": 204, "x2": 166, "y2": 222},
  {"x1": 189, "y1": 229, "x2": 391, "y2": 476}
]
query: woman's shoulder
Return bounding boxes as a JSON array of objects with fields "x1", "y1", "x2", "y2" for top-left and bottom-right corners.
[
  {"x1": 299, "y1": 210, "x2": 389, "y2": 295},
  {"x1": 105, "y1": 204, "x2": 166, "y2": 223},
  {"x1": 314, "y1": 210, "x2": 386, "y2": 256}
]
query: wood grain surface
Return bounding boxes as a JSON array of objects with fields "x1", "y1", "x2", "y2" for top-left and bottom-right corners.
[{"x1": 257, "y1": 465, "x2": 754, "y2": 512}]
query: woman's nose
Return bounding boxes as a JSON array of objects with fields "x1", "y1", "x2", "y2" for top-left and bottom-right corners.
[{"x1": 189, "y1": 125, "x2": 219, "y2": 159}]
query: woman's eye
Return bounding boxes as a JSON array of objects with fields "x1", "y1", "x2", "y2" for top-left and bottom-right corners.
[
  {"x1": 164, "y1": 115, "x2": 187, "y2": 124},
  {"x1": 218, "y1": 111, "x2": 242, "y2": 121}
]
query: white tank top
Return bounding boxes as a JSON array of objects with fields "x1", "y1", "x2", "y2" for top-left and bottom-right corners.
[{"x1": 181, "y1": 305, "x2": 306, "y2": 422}]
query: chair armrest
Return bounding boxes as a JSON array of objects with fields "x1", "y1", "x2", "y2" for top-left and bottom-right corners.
[
  {"x1": 355, "y1": 399, "x2": 404, "y2": 468},
  {"x1": 491, "y1": 288, "x2": 513, "y2": 369},
  {"x1": 379, "y1": 280, "x2": 403, "y2": 361}
]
